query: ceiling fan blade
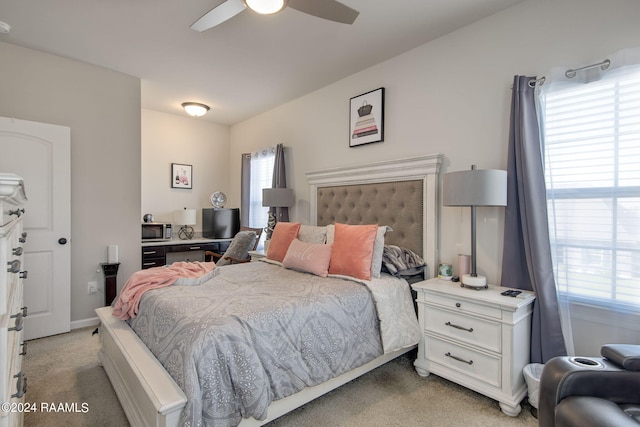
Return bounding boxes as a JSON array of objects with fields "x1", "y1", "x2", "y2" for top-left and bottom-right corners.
[
  {"x1": 288, "y1": 0, "x2": 359, "y2": 25},
  {"x1": 191, "y1": 0, "x2": 247, "y2": 32}
]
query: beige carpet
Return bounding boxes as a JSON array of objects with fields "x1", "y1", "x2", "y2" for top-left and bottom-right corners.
[{"x1": 24, "y1": 327, "x2": 538, "y2": 427}]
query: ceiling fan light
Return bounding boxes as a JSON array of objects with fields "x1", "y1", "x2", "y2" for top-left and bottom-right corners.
[
  {"x1": 182, "y1": 102, "x2": 210, "y2": 117},
  {"x1": 243, "y1": 0, "x2": 287, "y2": 15}
]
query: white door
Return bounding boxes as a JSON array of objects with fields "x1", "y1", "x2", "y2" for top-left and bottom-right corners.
[{"x1": 0, "y1": 117, "x2": 71, "y2": 340}]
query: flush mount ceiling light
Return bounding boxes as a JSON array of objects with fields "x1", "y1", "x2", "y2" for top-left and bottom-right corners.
[
  {"x1": 182, "y1": 102, "x2": 210, "y2": 117},
  {"x1": 243, "y1": 0, "x2": 287, "y2": 15}
]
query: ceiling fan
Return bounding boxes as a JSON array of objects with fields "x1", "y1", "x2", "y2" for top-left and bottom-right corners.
[{"x1": 191, "y1": 0, "x2": 359, "y2": 32}]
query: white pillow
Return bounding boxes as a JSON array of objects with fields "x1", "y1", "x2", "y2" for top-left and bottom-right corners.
[
  {"x1": 371, "y1": 226, "x2": 392, "y2": 278},
  {"x1": 297, "y1": 225, "x2": 327, "y2": 244}
]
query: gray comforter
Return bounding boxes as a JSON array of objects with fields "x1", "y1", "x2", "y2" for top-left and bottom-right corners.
[{"x1": 129, "y1": 261, "x2": 384, "y2": 427}]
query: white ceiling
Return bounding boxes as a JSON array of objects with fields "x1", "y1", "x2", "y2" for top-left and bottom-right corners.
[{"x1": 1, "y1": 0, "x2": 523, "y2": 125}]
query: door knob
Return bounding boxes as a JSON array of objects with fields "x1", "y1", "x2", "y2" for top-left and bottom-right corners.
[{"x1": 58, "y1": 238, "x2": 68, "y2": 245}]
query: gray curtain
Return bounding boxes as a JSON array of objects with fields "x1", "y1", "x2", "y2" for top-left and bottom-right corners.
[
  {"x1": 240, "y1": 153, "x2": 251, "y2": 226},
  {"x1": 501, "y1": 75, "x2": 566, "y2": 363},
  {"x1": 270, "y1": 143, "x2": 289, "y2": 222}
]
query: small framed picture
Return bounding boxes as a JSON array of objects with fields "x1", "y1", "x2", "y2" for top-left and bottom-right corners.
[
  {"x1": 349, "y1": 87, "x2": 385, "y2": 147},
  {"x1": 171, "y1": 163, "x2": 192, "y2": 189}
]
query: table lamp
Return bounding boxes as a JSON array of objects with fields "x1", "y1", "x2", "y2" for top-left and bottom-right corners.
[
  {"x1": 443, "y1": 165, "x2": 507, "y2": 289},
  {"x1": 262, "y1": 188, "x2": 294, "y2": 239},
  {"x1": 173, "y1": 208, "x2": 196, "y2": 240}
]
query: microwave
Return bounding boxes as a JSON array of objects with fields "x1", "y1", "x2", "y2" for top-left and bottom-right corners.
[{"x1": 141, "y1": 222, "x2": 172, "y2": 241}]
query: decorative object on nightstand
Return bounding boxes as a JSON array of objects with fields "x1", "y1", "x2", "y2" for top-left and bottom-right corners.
[
  {"x1": 173, "y1": 208, "x2": 196, "y2": 240},
  {"x1": 443, "y1": 165, "x2": 507, "y2": 289},
  {"x1": 412, "y1": 278, "x2": 535, "y2": 417},
  {"x1": 262, "y1": 187, "x2": 294, "y2": 240}
]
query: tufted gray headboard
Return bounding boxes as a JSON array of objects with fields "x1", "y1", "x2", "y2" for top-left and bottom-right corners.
[
  {"x1": 305, "y1": 155, "x2": 442, "y2": 278},
  {"x1": 316, "y1": 180, "x2": 424, "y2": 256}
]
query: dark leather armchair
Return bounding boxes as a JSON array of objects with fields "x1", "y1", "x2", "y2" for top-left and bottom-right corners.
[{"x1": 538, "y1": 344, "x2": 640, "y2": 427}]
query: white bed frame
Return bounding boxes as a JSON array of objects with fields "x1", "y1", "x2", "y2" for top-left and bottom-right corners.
[{"x1": 96, "y1": 154, "x2": 442, "y2": 427}]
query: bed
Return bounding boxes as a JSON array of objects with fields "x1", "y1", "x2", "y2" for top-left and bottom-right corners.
[{"x1": 95, "y1": 154, "x2": 443, "y2": 427}]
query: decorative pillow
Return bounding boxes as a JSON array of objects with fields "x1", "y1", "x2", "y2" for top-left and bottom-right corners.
[
  {"x1": 283, "y1": 239, "x2": 333, "y2": 277},
  {"x1": 371, "y1": 226, "x2": 392, "y2": 278},
  {"x1": 328, "y1": 223, "x2": 378, "y2": 280},
  {"x1": 327, "y1": 224, "x2": 391, "y2": 278},
  {"x1": 297, "y1": 225, "x2": 327, "y2": 244},
  {"x1": 326, "y1": 223, "x2": 335, "y2": 244},
  {"x1": 267, "y1": 222, "x2": 301, "y2": 262},
  {"x1": 216, "y1": 230, "x2": 257, "y2": 266}
]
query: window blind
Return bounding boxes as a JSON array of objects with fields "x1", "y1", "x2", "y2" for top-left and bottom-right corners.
[
  {"x1": 248, "y1": 149, "x2": 275, "y2": 231},
  {"x1": 540, "y1": 66, "x2": 640, "y2": 309}
]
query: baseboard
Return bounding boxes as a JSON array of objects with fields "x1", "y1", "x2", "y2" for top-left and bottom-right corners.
[{"x1": 71, "y1": 316, "x2": 100, "y2": 330}]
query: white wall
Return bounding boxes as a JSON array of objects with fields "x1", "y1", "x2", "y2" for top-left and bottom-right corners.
[
  {"x1": 3, "y1": 0, "x2": 639, "y2": 350},
  {"x1": 142, "y1": 109, "x2": 230, "y2": 231},
  {"x1": 230, "y1": 0, "x2": 640, "y2": 289},
  {"x1": 0, "y1": 41, "x2": 141, "y2": 324}
]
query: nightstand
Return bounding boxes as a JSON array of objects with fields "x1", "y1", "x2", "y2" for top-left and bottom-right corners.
[
  {"x1": 411, "y1": 278, "x2": 535, "y2": 416},
  {"x1": 248, "y1": 250, "x2": 266, "y2": 261}
]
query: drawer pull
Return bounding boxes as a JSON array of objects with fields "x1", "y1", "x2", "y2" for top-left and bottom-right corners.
[
  {"x1": 20, "y1": 342, "x2": 27, "y2": 356},
  {"x1": 143, "y1": 250, "x2": 158, "y2": 255},
  {"x1": 143, "y1": 262, "x2": 157, "y2": 266},
  {"x1": 20, "y1": 270, "x2": 28, "y2": 279},
  {"x1": 12, "y1": 247, "x2": 24, "y2": 256},
  {"x1": 11, "y1": 372, "x2": 27, "y2": 399},
  {"x1": 455, "y1": 302, "x2": 461, "y2": 308},
  {"x1": 445, "y1": 352, "x2": 473, "y2": 365},
  {"x1": 19, "y1": 232, "x2": 28, "y2": 243},
  {"x1": 189, "y1": 246, "x2": 201, "y2": 250},
  {"x1": 9, "y1": 208, "x2": 25, "y2": 217},
  {"x1": 445, "y1": 321, "x2": 474, "y2": 333},
  {"x1": 9, "y1": 313, "x2": 24, "y2": 332},
  {"x1": 7, "y1": 259, "x2": 21, "y2": 273}
]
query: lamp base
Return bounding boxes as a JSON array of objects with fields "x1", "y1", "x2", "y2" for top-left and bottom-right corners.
[
  {"x1": 178, "y1": 225, "x2": 194, "y2": 240},
  {"x1": 461, "y1": 274, "x2": 488, "y2": 289}
]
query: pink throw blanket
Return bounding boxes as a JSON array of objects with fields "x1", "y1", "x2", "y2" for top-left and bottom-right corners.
[{"x1": 112, "y1": 261, "x2": 216, "y2": 320}]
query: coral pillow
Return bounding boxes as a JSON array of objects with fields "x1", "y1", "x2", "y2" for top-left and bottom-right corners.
[
  {"x1": 267, "y1": 222, "x2": 301, "y2": 262},
  {"x1": 283, "y1": 239, "x2": 333, "y2": 277},
  {"x1": 327, "y1": 224, "x2": 390, "y2": 278},
  {"x1": 329, "y1": 223, "x2": 378, "y2": 280}
]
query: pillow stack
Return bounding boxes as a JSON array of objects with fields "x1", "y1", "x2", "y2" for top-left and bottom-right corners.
[{"x1": 266, "y1": 221, "x2": 390, "y2": 280}]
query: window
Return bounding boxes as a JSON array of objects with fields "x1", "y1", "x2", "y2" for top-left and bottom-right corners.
[
  {"x1": 241, "y1": 148, "x2": 275, "y2": 246},
  {"x1": 538, "y1": 65, "x2": 640, "y2": 309}
]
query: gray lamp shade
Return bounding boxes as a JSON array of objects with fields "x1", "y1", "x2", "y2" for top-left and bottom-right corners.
[
  {"x1": 262, "y1": 188, "x2": 294, "y2": 207},
  {"x1": 443, "y1": 167, "x2": 507, "y2": 207}
]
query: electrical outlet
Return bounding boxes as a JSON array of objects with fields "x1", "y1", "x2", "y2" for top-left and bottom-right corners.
[{"x1": 88, "y1": 281, "x2": 98, "y2": 294}]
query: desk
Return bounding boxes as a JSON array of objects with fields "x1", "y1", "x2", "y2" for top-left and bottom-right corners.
[{"x1": 141, "y1": 238, "x2": 232, "y2": 269}]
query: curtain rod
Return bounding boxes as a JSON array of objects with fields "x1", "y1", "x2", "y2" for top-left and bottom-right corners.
[
  {"x1": 565, "y1": 59, "x2": 610, "y2": 78},
  {"x1": 528, "y1": 58, "x2": 611, "y2": 88}
]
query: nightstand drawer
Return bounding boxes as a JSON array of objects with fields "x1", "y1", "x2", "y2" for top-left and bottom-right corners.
[
  {"x1": 424, "y1": 306, "x2": 501, "y2": 353},
  {"x1": 426, "y1": 335, "x2": 501, "y2": 388},
  {"x1": 423, "y1": 292, "x2": 502, "y2": 319}
]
